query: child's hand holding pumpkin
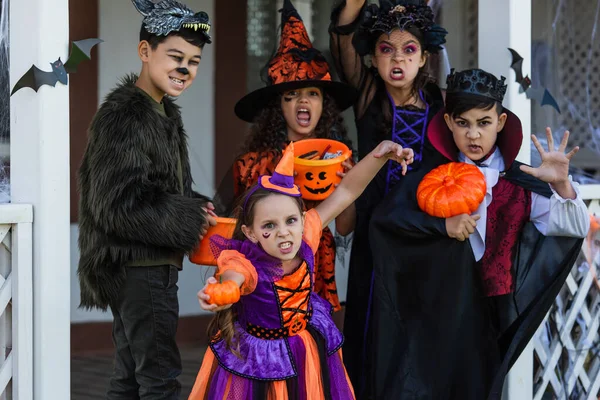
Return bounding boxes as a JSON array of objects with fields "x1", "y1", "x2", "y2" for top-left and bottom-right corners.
[
  {"x1": 445, "y1": 213, "x2": 480, "y2": 242},
  {"x1": 197, "y1": 276, "x2": 240, "y2": 312}
]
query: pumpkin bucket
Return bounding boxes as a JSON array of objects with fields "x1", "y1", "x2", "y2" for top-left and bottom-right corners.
[
  {"x1": 293, "y1": 139, "x2": 352, "y2": 201},
  {"x1": 189, "y1": 217, "x2": 237, "y2": 266}
]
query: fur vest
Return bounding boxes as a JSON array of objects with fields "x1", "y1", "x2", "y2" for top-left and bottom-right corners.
[{"x1": 77, "y1": 74, "x2": 210, "y2": 310}]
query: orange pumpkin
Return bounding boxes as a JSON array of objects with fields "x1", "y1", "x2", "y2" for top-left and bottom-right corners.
[
  {"x1": 417, "y1": 162, "x2": 486, "y2": 218},
  {"x1": 205, "y1": 279, "x2": 241, "y2": 306}
]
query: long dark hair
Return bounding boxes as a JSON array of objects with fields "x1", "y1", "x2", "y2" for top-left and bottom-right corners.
[
  {"x1": 241, "y1": 90, "x2": 353, "y2": 154},
  {"x1": 207, "y1": 186, "x2": 304, "y2": 355}
]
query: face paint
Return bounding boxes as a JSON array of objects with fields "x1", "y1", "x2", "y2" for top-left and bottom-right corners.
[
  {"x1": 371, "y1": 30, "x2": 426, "y2": 92},
  {"x1": 145, "y1": 36, "x2": 202, "y2": 98},
  {"x1": 445, "y1": 107, "x2": 506, "y2": 161},
  {"x1": 246, "y1": 195, "x2": 304, "y2": 262},
  {"x1": 405, "y1": 44, "x2": 418, "y2": 54}
]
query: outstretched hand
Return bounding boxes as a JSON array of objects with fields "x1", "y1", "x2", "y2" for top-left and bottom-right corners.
[
  {"x1": 373, "y1": 140, "x2": 415, "y2": 175},
  {"x1": 520, "y1": 128, "x2": 579, "y2": 184}
]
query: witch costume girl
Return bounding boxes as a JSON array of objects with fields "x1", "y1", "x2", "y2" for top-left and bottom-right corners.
[
  {"x1": 328, "y1": 0, "x2": 448, "y2": 392},
  {"x1": 215, "y1": 0, "x2": 358, "y2": 312},
  {"x1": 190, "y1": 138, "x2": 414, "y2": 399}
]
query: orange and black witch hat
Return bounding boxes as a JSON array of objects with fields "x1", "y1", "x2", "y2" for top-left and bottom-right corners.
[{"x1": 234, "y1": 0, "x2": 357, "y2": 123}]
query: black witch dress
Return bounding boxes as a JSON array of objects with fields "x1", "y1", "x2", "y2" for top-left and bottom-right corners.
[{"x1": 329, "y1": 8, "x2": 445, "y2": 396}]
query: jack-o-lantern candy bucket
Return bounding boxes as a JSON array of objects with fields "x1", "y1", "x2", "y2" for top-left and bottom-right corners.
[
  {"x1": 293, "y1": 139, "x2": 352, "y2": 201},
  {"x1": 189, "y1": 217, "x2": 237, "y2": 266}
]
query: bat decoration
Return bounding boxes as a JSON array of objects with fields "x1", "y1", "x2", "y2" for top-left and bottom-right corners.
[
  {"x1": 508, "y1": 48, "x2": 561, "y2": 113},
  {"x1": 11, "y1": 38, "x2": 103, "y2": 95}
]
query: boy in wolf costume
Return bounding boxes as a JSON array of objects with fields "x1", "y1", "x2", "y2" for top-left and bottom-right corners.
[{"x1": 77, "y1": 1, "x2": 215, "y2": 397}]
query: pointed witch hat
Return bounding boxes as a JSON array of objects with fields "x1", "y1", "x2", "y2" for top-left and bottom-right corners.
[
  {"x1": 242, "y1": 141, "x2": 301, "y2": 213},
  {"x1": 234, "y1": 0, "x2": 357, "y2": 122},
  {"x1": 258, "y1": 141, "x2": 301, "y2": 196}
]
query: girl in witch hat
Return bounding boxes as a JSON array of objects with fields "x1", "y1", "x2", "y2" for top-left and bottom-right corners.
[
  {"x1": 215, "y1": 0, "x2": 359, "y2": 314},
  {"x1": 189, "y1": 140, "x2": 413, "y2": 399},
  {"x1": 329, "y1": 0, "x2": 448, "y2": 393}
]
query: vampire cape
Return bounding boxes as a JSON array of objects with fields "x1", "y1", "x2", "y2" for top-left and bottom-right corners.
[{"x1": 367, "y1": 110, "x2": 583, "y2": 399}]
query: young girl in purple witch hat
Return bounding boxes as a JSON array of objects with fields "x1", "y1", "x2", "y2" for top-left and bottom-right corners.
[{"x1": 189, "y1": 139, "x2": 413, "y2": 399}]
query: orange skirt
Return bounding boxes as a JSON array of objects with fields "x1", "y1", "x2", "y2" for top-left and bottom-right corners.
[{"x1": 189, "y1": 329, "x2": 355, "y2": 400}]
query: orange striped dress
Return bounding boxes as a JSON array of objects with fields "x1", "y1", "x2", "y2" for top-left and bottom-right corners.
[{"x1": 188, "y1": 210, "x2": 355, "y2": 399}]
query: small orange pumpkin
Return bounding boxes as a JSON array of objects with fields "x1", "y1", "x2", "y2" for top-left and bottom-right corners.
[
  {"x1": 205, "y1": 279, "x2": 241, "y2": 306},
  {"x1": 417, "y1": 162, "x2": 486, "y2": 218}
]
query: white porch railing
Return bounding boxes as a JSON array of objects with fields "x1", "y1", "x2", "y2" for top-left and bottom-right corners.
[{"x1": 0, "y1": 204, "x2": 32, "y2": 400}]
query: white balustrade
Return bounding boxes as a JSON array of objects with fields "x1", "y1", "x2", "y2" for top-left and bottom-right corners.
[{"x1": 0, "y1": 204, "x2": 32, "y2": 400}]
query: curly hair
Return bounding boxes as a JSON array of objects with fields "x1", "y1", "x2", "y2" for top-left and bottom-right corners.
[{"x1": 240, "y1": 91, "x2": 354, "y2": 155}]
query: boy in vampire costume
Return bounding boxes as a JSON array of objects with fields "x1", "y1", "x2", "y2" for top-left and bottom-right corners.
[
  {"x1": 368, "y1": 69, "x2": 590, "y2": 399},
  {"x1": 77, "y1": 0, "x2": 215, "y2": 398}
]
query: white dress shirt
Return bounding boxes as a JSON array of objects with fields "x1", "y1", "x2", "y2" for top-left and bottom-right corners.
[{"x1": 458, "y1": 149, "x2": 590, "y2": 261}]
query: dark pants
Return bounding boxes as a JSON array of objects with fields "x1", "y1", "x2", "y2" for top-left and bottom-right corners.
[{"x1": 107, "y1": 265, "x2": 181, "y2": 400}]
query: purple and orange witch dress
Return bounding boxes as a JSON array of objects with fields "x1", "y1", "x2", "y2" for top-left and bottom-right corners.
[{"x1": 188, "y1": 209, "x2": 355, "y2": 400}]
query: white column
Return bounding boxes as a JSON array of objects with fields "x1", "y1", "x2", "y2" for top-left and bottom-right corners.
[
  {"x1": 478, "y1": 0, "x2": 532, "y2": 165},
  {"x1": 479, "y1": 1, "x2": 533, "y2": 399},
  {"x1": 10, "y1": 0, "x2": 71, "y2": 398}
]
